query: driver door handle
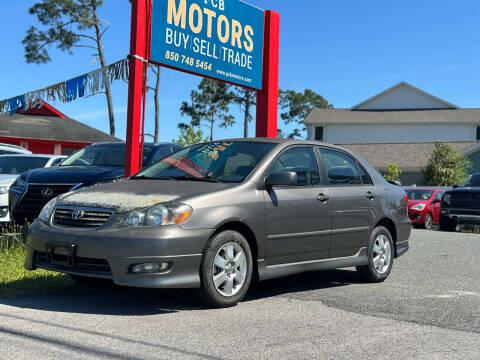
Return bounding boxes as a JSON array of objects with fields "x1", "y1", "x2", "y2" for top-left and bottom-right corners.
[
  {"x1": 366, "y1": 191, "x2": 375, "y2": 200},
  {"x1": 317, "y1": 194, "x2": 329, "y2": 203}
]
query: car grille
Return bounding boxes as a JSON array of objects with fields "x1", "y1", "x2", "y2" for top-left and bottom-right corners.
[
  {"x1": 451, "y1": 193, "x2": 480, "y2": 207},
  {"x1": 53, "y1": 207, "x2": 113, "y2": 228},
  {"x1": 36, "y1": 251, "x2": 112, "y2": 274},
  {"x1": 14, "y1": 184, "x2": 76, "y2": 223}
]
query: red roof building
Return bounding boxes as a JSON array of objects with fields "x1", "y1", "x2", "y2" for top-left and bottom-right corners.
[{"x1": 0, "y1": 100, "x2": 120, "y2": 155}]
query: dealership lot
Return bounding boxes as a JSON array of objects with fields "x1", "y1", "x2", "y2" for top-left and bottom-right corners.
[{"x1": 0, "y1": 229, "x2": 479, "y2": 359}]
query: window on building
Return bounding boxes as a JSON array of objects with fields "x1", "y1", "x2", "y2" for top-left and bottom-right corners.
[
  {"x1": 476, "y1": 126, "x2": 480, "y2": 141},
  {"x1": 315, "y1": 126, "x2": 324, "y2": 141}
]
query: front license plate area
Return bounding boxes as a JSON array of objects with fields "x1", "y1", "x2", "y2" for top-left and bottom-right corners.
[{"x1": 46, "y1": 242, "x2": 76, "y2": 267}]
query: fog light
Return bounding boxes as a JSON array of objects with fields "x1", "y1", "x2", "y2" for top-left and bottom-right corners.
[
  {"x1": 130, "y1": 262, "x2": 170, "y2": 274},
  {"x1": 0, "y1": 207, "x2": 8, "y2": 218}
]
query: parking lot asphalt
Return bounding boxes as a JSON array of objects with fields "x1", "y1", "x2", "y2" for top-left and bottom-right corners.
[{"x1": 0, "y1": 229, "x2": 479, "y2": 359}]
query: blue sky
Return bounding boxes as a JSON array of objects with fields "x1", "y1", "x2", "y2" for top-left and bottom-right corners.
[{"x1": 1, "y1": 0, "x2": 480, "y2": 141}]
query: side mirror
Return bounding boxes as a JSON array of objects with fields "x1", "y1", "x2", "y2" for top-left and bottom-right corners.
[
  {"x1": 433, "y1": 198, "x2": 441, "y2": 204},
  {"x1": 265, "y1": 171, "x2": 297, "y2": 188}
]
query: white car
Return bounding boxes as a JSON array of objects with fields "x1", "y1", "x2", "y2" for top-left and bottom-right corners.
[
  {"x1": 0, "y1": 154, "x2": 66, "y2": 222},
  {"x1": 0, "y1": 143, "x2": 32, "y2": 155}
]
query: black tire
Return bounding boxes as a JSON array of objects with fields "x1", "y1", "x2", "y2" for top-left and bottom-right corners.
[
  {"x1": 196, "y1": 230, "x2": 253, "y2": 308},
  {"x1": 423, "y1": 213, "x2": 433, "y2": 230},
  {"x1": 356, "y1": 226, "x2": 394, "y2": 283},
  {"x1": 70, "y1": 274, "x2": 112, "y2": 287},
  {"x1": 439, "y1": 213, "x2": 457, "y2": 232}
]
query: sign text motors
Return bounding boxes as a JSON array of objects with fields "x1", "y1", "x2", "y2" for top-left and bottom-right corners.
[{"x1": 151, "y1": 0, "x2": 265, "y2": 89}]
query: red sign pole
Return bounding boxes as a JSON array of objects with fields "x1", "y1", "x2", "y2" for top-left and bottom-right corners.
[
  {"x1": 256, "y1": 10, "x2": 280, "y2": 138},
  {"x1": 125, "y1": 0, "x2": 150, "y2": 177}
]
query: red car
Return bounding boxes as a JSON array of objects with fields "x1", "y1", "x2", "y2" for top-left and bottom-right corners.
[{"x1": 405, "y1": 188, "x2": 445, "y2": 229}]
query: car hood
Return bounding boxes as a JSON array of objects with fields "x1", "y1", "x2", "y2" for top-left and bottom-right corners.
[
  {"x1": 0, "y1": 174, "x2": 19, "y2": 185},
  {"x1": 57, "y1": 179, "x2": 231, "y2": 212},
  {"x1": 24, "y1": 166, "x2": 125, "y2": 185},
  {"x1": 451, "y1": 187, "x2": 480, "y2": 193}
]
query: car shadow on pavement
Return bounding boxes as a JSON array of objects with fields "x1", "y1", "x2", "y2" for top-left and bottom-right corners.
[
  {"x1": 0, "y1": 268, "x2": 362, "y2": 316},
  {"x1": 246, "y1": 268, "x2": 362, "y2": 302}
]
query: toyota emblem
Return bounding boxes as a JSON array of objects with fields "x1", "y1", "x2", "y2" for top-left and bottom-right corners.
[
  {"x1": 41, "y1": 188, "x2": 54, "y2": 198},
  {"x1": 72, "y1": 210, "x2": 85, "y2": 220}
]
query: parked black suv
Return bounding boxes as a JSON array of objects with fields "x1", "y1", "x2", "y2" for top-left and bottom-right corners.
[
  {"x1": 440, "y1": 173, "x2": 480, "y2": 231},
  {"x1": 9, "y1": 142, "x2": 182, "y2": 223}
]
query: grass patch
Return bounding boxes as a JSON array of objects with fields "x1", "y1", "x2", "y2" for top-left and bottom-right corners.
[{"x1": 0, "y1": 224, "x2": 74, "y2": 298}]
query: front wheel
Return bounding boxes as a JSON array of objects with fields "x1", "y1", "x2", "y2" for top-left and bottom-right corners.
[
  {"x1": 197, "y1": 230, "x2": 253, "y2": 308},
  {"x1": 356, "y1": 226, "x2": 394, "y2": 283},
  {"x1": 423, "y1": 213, "x2": 433, "y2": 230},
  {"x1": 439, "y1": 213, "x2": 457, "y2": 232}
]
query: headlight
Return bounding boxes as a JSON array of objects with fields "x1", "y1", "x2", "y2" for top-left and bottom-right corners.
[
  {"x1": 10, "y1": 177, "x2": 26, "y2": 193},
  {"x1": 411, "y1": 203, "x2": 426, "y2": 211},
  {"x1": 39, "y1": 198, "x2": 57, "y2": 223},
  {"x1": 0, "y1": 186, "x2": 9, "y2": 195},
  {"x1": 443, "y1": 193, "x2": 451, "y2": 205},
  {"x1": 115, "y1": 203, "x2": 192, "y2": 228}
]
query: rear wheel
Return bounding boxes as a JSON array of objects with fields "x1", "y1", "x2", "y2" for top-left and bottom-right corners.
[
  {"x1": 423, "y1": 213, "x2": 433, "y2": 230},
  {"x1": 197, "y1": 230, "x2": 253, "y2": 308},
  {"x1": 356, "y1": 226, "x2": 394, "y2": 283},
  {"x1": 439, "y1": 214, "x2": 457, "y2": 232}
]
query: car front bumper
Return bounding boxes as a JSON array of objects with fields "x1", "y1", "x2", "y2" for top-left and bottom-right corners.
[
  {"x1": 25, "y1": 220, "x2": 215, "y2": 288},
  {"x1": 0, "y1": 193, "x2": 10, "y2": 222},
  {"x1": 441, "y1": 208, "x2": 480, "y2": 225},
  {"x1": 408, "y1": 209, "x2": 425, "y2": 225}
]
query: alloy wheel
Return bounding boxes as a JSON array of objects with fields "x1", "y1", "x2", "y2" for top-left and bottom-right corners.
[
  {"x1": 372, "y1": 235, "x2": 392, "y2": 275},
  {"x1": 424, "y1": 214, "x2": 433, "y2": 229},
  {"x1": 212, "y1": 242, "x2": 247, "y2": 297}
]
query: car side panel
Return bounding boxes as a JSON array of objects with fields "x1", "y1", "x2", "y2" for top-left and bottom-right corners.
[{"x1": 328, "y1": 185, "x2": 378, "y2": 258}]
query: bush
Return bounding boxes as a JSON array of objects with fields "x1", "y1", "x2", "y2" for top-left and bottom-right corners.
[
  {"x1": 382, "y1": 162, "x2": 403, "y2": 182},
  {"x1": 425, "y1": 142, "x2": 471, "y2": 186}
]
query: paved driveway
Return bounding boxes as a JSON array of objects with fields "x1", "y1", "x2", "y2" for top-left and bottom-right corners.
[{"x1": 0, "y1": 229, "x2": 479, "y2": 359}]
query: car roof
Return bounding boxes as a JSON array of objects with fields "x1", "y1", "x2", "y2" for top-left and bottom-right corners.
[
  {"x1": 0, "y1": 154, "x2": 66, "y2": 158},
  {"x1": 192, "y1": 138, "x2": 349, "y2": 148}
]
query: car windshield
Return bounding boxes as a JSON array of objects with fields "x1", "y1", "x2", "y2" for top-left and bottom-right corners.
[
  {"x1": 0, "y1": 156, "x2": 50, "y2": 174},
  {"x1": 405, "y1": 189, "x2": 433, "y2": 200},
  {"x1": 463, "y1": 174, "x2": 480, "y2": 187},
  {"x1": 61, "y1": 145, "x2": 153, "y2": 167},
  {"x1": 133, "y1": 141, "x2": 276, "y2": 183}
]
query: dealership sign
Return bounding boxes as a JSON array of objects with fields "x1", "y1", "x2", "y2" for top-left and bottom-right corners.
[{"x1": 150, "y1": 0, "x2": 265, "y2": 89}]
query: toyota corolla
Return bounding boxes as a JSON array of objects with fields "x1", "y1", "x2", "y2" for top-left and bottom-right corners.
[{"x1": 25, "y1": 139, "x2": 410, "y2": 307}]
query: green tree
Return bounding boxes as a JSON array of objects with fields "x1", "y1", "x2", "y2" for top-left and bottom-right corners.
[
  {"x1": 382, "y1": 163, "x2": 403, "y2": 181},
  {"x1": 279, "y1": 89, "x2": 333, "y2": 138},
  {"x1": 425, "y1": 142, "x2": 471, "y2": 186},
  {"x1": 174, "y1": 124, "x2": 208, "y2": 146},
  {"x1": 180, "y1": 79, "x2": 234, "y2": 141},
  {"x1": 232, "y1": 87, "x2": 256, "y2": 138},
  {"x1": 23, "y1": 0, "x2": 116, "y2": 135}
]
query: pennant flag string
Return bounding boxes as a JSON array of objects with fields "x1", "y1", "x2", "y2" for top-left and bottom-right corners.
[{"x1": 0, "y1": 58, "x2": 130, "y2": 114}]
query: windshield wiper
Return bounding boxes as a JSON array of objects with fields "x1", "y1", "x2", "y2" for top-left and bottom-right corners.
[
  {"x1": 174, "y1": 175, "x2": 220, "y2": 183},
  {"x1": 131, "y1": 175, "x2": 177, "y2": 181}
]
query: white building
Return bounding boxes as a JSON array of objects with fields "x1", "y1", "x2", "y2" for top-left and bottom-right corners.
[{"x1": 304, "y1": 82, "x2": 480, "y2": 185}]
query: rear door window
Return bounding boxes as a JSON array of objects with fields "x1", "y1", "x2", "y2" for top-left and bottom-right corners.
[{"x1": 319, "y1": 148, "x2": 362, "y2": 186}]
